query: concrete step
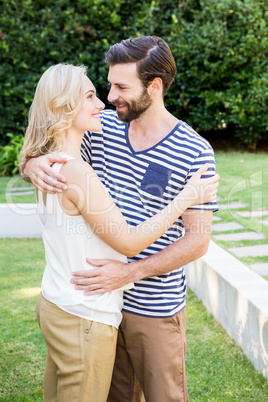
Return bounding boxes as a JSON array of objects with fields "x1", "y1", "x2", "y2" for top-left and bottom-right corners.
[
  {"x1": 229, "y1": 244, "x2": 268, "y2": 258},
  {"x1": 250, "y1": 263, "x2": 268, "y2": 276},
  {"x1": 236, "y1": 209, "x2": 268, "y2": 218},
  {"x1": 214, "y1": 232, "x2": 265, "y2": 241},
  {"x1": 218, "y1": 202, "x2": 248, "y2": 210},
  {"x1": 212, "y1": 222, "x2": 244, "y2": 232}
]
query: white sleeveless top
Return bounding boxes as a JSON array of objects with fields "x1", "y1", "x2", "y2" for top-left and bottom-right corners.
[{"x1": 37, "y1": 155, "x2": 133, "y2": 328}]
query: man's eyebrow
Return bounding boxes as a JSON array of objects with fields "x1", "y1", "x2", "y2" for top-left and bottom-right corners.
[
  {"x1": 107, "y1": 81, "x2": 129, "y2": 87},
  {"x1": 85, "y1": 89, "x2": 95, "y2": 95}
]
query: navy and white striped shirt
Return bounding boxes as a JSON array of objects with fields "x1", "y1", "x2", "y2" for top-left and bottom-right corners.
[{"x1": 81, "y1": 110, "x2": 218, "y2": 318}]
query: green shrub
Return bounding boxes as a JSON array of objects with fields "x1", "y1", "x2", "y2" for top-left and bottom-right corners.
[
  {"x1": 0, "y1": 0, "x2": 127, "y2": 144},
  {"x1": 130, "y1": 0, "x2": 268, "y2": 147},
  {"x1": 0, "y1": 0, "x2": 267, "y2": 152},
  {"x1": 0, "y1": 133, "x2": 24, "y2": 176}
]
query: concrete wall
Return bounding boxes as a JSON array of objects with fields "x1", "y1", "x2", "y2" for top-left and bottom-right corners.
[
  {"x1": 0, "y1": 203, "x2": 41, "y2": 238},
  {"x1": 185, "y1": 240, "x2": 268, "y2": 380}
]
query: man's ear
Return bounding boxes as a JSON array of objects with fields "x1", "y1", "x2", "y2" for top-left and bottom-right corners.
[{"x1": 148, "y1": 77, "x2": 163, "y2": 96}]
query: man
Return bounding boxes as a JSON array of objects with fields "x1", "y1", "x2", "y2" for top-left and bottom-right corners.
[{"x1": 24, "y1": 36, "x2": 218, "y2": 401}]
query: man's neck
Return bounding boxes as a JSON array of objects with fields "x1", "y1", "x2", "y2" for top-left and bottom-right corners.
[{"x1": 128, "y1": 103, "x2": 179, "y2": 153}]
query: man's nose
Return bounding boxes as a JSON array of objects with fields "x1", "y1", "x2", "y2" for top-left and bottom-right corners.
[{"x1": 107, "y1": 87, "x2": 118, "y2": 103}]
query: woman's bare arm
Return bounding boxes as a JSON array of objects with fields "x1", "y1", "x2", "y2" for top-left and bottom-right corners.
[{"x1": 60, "y1": 160, "x2": 219, "y2": 257}]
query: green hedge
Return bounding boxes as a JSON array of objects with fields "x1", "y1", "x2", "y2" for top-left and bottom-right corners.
[{"x1": 0, "y1": 0, "x2": 267, "y2": 153}]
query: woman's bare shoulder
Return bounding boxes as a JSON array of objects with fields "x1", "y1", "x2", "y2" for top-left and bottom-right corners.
[
  {"x1": 60, "y1": 159, "x2": 93, "y2": 174},
  {"x1": 59, "y1": 158, "x2": 94, "y2": 178}
]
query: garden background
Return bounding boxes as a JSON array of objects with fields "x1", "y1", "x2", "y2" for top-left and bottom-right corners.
[
  {"x1": 0, "y1": 0, "x2": 268, "y2": 400},
  {"x1": 0, "y1": 0, "x2": 268, "y2": 173}
]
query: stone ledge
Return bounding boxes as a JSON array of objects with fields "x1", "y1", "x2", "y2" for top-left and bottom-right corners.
[{"x1": 185, "y1": 240, "x2": 268, "y2": 380}]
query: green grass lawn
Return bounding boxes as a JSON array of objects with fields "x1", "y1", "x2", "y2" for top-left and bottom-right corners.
[
  {"x1": 0, "y1": 238, "x2": 267, "y2": 401},
  {"x1": 215, "y1": 151, "x2": 268, "y2": 207},
  {"x1": 213, "y1": 152, "x2": 268, "y2": 275},
  {"x1": 0, "y1": 239, "x2": 45, "y2": 401}
]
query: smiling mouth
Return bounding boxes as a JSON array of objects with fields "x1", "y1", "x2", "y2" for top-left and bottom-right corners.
[
  {"x1": 112, "y1": 101, "x2": 127, "y2": 109},
  {"x1": 116, "y1": 105, "x2": 128, "y2": 112}
]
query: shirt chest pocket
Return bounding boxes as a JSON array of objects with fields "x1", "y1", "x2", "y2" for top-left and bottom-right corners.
[{"x1": 140, "y1": 163, "x2": 172, "y2": 197}]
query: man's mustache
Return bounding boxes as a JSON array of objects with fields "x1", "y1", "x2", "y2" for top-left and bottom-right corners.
[{"x1": 112, "y1": 100, "x2": 128, "y2": 108}]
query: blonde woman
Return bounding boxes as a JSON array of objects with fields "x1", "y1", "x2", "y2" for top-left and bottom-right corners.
[{"x1": 20, "y1": 64, "x2": 219, "y2": 402}]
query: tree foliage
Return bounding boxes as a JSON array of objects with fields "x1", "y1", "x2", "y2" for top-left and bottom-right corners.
[{"x1": 0, "y1": 0, "x2": 267, "y2": 152}]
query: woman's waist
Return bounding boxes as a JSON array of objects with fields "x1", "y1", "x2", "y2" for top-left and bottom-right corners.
[{"x1": 41, "y1": 280, "x2": 124, "y2": 310}]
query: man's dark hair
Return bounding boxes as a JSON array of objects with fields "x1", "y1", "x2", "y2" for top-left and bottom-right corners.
[{"x1": 105, "y1": 36, "x2": 177, "y2": 95}]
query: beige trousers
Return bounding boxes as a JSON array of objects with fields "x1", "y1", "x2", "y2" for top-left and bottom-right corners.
[
  {"x1": 36, "y1": 293, "x2": 118, "y2": 402},
  {"x1": 107, "y1": 308, "x2": 188, "y2": 402}
]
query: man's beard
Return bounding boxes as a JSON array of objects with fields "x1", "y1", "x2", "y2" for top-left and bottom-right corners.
[{"x1": 113, "y1": 87, "x2": 152, "y2": 123}]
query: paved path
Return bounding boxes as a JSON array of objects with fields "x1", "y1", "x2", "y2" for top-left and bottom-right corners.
[
  {"x1": 212, "y1": 222, "x2": 244, "y2": 231},
  {"x1": 213, "y1": 204, "x2": 268, "y2": 277},
  {"x1": 214, "y1": 232, "x2": 265, "y2": 241}
]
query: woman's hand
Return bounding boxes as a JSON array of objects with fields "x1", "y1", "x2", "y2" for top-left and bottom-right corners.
[{"x1": 182, "y1": 164, "x2": 220, "y2": 206}]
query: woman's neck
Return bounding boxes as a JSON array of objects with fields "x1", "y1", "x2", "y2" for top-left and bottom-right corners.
[{"x1": 63, "y1": 130, "x2": 84, "y2": 160}]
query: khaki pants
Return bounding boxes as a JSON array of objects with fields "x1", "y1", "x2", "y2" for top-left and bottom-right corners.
[
  {"x1": 36, "y1": 293, "x2": 117, "y2": 402},
  {"x1": 107, "y1": 309, "x2": 188, "y2": 402}
]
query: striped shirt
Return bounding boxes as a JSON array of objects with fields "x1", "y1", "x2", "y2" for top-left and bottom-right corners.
[{"x1": 81, "y1": 110, "x2": 218, "y2": 318}]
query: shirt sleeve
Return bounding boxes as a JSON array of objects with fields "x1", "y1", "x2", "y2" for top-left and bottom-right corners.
[
  {"x1": 186, "y1": 146, "x2": 219, "y2": 211},
  {"x1": 81, "y1": 131, "x2": 92, "y2": 163}
]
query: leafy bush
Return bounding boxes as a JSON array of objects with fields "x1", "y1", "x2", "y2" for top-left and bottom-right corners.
[
  {"x1": 130, "y1": 0, "x2": 268, "y2": 148},
  {"x1": 0, "y1": 0, "x2": 267, "y2": 156},
  {"x1": 0, "y1": 0, "x2": 126, "y2": 146},
  {"x1": 0, "y1": 133, "x2": 24, "y2": 176}
]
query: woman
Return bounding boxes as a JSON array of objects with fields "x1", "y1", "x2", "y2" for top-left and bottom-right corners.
[{"x1": 19, "y1": 64, "x2": 219, "y2": 402}]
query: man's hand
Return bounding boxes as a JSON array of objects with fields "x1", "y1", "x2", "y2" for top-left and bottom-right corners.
[
  {"x1": 24, "y1": 154, "x2": 68, "y2": 193},
  {"x1": 71, "y1": 258, "x2": 132, "y2": 295}
]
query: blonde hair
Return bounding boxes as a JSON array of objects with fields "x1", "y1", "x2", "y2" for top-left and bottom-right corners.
[{"x1": 19, "y1": 63, "x2": 87, "y2": 174}]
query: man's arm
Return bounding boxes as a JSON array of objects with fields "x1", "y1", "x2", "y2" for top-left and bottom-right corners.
[{"x1": 71, "y1": 209, "x2": 213, "y2": 295}]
